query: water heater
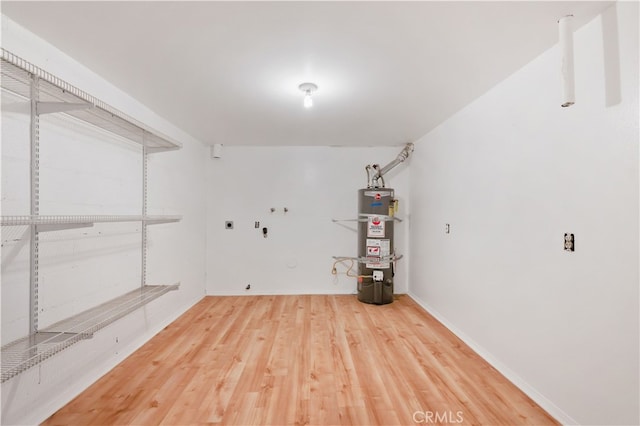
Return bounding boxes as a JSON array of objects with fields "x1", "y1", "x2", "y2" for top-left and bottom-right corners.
[
  {"x1": 356, "y1": 142, "x2": 413, "y2": 305},
  {"x1": 357, "y1": 188, "x2": 396, "y2": 304}
]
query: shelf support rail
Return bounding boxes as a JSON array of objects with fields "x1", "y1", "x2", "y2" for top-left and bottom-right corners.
[
  {"x1": 142, "y1": 132, "x2": 148, "y2": 288},
  {"x1": 29, "y1": 74, "x2": 40, "y2": 336}
]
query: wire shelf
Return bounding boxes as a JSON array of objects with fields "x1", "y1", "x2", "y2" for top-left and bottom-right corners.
[
  {"x1": 0, "y1": 49, "x2": 181, "y2": 152},
  {"x1": 1, "y1": 215, "x2": 182, "y2": 227},
  {"x1": 1, "y1": 284, "x2": 179, "y2": 383}
]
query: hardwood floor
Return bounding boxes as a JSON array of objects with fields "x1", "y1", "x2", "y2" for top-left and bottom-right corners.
[{"x1": 43, "y1": 295, "x2": 558, "y2": 425}]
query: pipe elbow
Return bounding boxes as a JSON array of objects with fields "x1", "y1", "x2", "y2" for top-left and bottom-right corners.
[{"x1": 398, "y1": 142, "x2": 414, "y2": 161}]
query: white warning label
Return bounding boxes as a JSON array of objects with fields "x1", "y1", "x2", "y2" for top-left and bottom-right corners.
[
  {"x1": 365, "y1": 239, "x2": 391, "y2": 269},
  {"x1": 367, "y1": 216, "x2": 385, "y2": 237}
]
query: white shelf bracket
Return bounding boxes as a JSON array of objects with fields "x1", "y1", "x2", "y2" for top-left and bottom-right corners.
[
  {"x1": 36, "y1": 101, "x2": 93, "y2": 115},
  {"x1": 36, "y1": 223, "x2": 93, "y2": 233},
  {"x1": 146, "y1": 146, "x2": 180, "y2": 154},
  {"x1": 145, "y1": 217, "x2": 181, "y2": 225}
]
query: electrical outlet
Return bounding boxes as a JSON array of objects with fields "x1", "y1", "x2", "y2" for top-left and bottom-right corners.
[
  {"x1": 445, "y1": 224, "x2": 450, "y2": 234},
  {"x1": 564, "y1": 233, "x2": 574, "y2": 251}
]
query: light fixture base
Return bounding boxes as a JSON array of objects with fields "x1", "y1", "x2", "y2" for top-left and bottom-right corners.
[{"x1": 298, "y1": 82, "x2": 318, "y2": 93}]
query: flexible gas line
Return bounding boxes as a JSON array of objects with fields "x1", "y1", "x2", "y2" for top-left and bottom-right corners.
[{"x1": 331, "y1": 258, "x2": 373, "y2": 284}]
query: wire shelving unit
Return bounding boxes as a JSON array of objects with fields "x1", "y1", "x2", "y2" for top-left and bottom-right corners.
[{"x1": 0, "y1": 49, "x2": 182, "y2": 382}]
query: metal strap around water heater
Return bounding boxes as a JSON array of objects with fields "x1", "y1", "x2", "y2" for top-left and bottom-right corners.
[
  {"x1": 332, "y1": 254, "x2": 403, "y2": 263},
  {"x1": 332, "y1": 214, "x2": 403, "y2": 223}
]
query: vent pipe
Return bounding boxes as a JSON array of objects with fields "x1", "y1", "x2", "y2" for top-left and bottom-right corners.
[
  {"x1": 368, "y1": 142, "x2": 414, "y2": 188},
  {"x1": 559, "y1": 15, "x2": 575, "y2": 107}
]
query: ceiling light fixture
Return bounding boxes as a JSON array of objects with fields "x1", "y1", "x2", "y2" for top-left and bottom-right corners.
[{"x1": 298, "y1": 82, "x2": 318, "y2": 108}]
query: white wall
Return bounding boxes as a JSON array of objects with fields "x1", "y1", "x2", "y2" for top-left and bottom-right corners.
[
  {"x1": 409, "y1": 3, "x2": 639, "y2": 425},
  {"x1": 3, "y1": 3, "x2": 638, "y2": 425},
  {"x1": 1, "y1": 16, "x2": 207, "y2": 425},
  {"x1": 206, "y1": 146, "x2": 411, "y2": 296}
]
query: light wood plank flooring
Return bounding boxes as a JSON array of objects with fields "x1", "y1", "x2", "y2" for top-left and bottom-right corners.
[{"x1": 43, "y1": 295, "x2": 558, "y2": 425}]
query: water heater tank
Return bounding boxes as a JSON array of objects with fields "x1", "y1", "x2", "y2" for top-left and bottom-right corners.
[{"x1": 357, "y1": 188, "x2": 395, "y2": 304}]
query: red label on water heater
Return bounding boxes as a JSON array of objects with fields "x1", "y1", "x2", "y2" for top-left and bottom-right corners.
[
  {"x1": 364, "y1": 190, "x2": 392, "y2": 198},
  {"x1": 367, "y1": 216, "x2": 385, "y2": 237},
  {"x1": 367, "y1": 246, "x2": 381, "y2": 256}
]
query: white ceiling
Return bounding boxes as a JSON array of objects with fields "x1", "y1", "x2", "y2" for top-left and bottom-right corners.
[{"x1": 2, "y1": 1, "x2": 612, "y2": 147}]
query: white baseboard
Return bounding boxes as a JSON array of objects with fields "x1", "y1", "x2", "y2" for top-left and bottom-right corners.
[
  {"x1": 206, "y1": 290, "x2": 357, "y2": 296},
  {"x1": 407, "y1": 291, "x2": 578, "y2": 426}
]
